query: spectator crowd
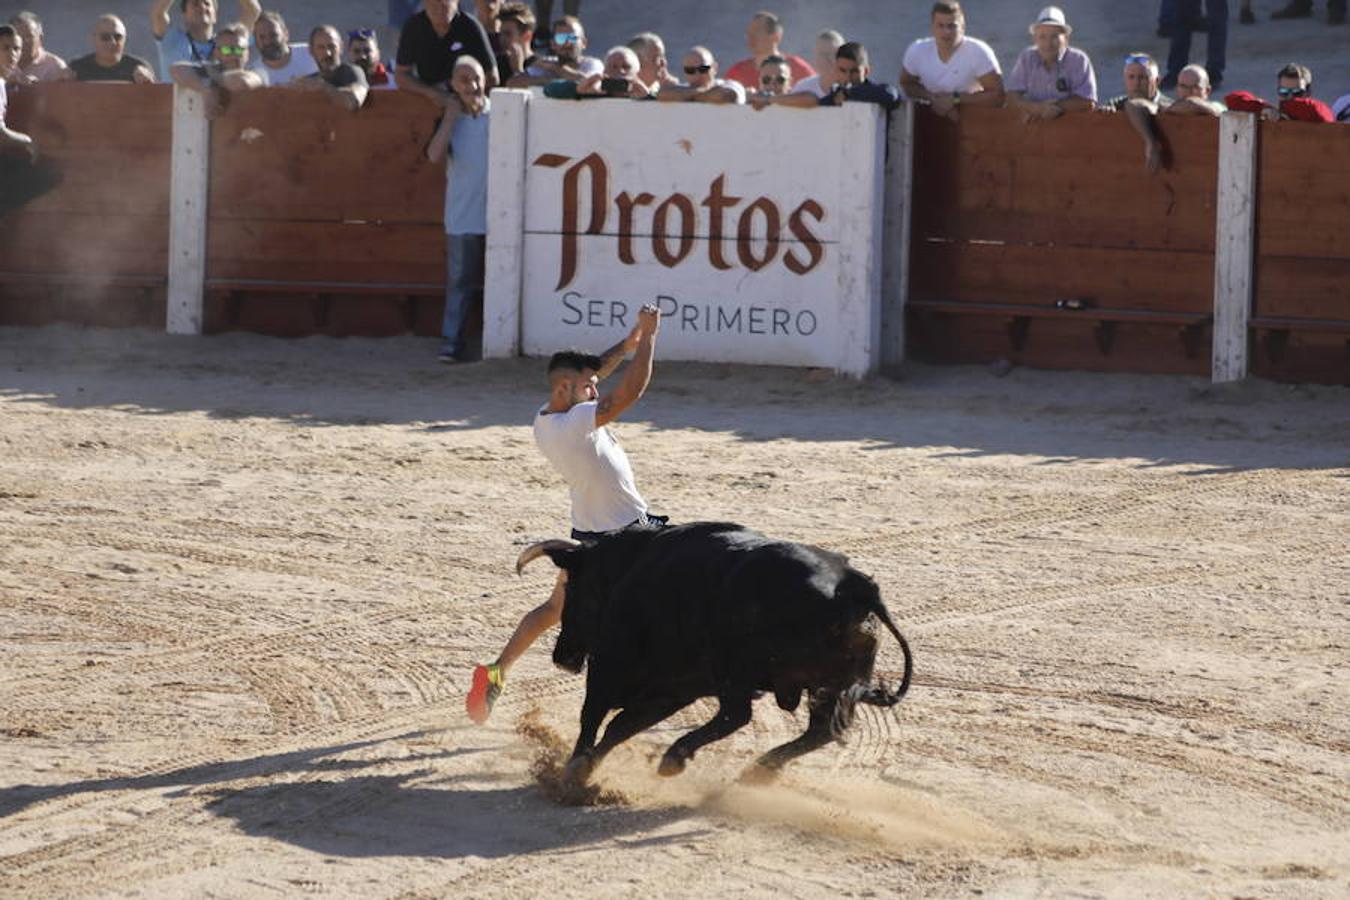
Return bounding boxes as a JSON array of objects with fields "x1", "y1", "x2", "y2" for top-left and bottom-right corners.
[{"x1": 2, "y1": 1, "x2": 1347, "y2": 359}]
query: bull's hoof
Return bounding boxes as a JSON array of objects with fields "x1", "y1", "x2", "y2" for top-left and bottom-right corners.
[
  {"x1": 563, "y1": 754, "x2": 595, "y2": 785},
  {"x1": 657, "y1": 749, "x2": 688, "y2": 777},
  {"x1": 737, "y1": 763, "x2": 780, "y2": 786}
]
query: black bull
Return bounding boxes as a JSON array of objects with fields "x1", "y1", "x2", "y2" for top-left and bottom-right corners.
[{"x1": 516, "y1": 522, "x2": 913, "y2": 784}]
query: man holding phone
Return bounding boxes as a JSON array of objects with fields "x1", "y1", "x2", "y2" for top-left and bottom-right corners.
[
  {"x1": 507, "y1": 14, "x2": 601, "y2": 87},
  {"x1": 544, "y1": 45, "x2": 652, "y2": 99}
]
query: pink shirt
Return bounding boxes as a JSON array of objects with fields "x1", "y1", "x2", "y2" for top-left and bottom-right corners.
[{"x1": 19, "y1": 50, "x2": 68, "y2": 82}]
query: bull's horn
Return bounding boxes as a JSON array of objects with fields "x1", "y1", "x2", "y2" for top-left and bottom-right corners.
[{"x1": 515, "y1": 539, "x2": 580, "y2": 575}]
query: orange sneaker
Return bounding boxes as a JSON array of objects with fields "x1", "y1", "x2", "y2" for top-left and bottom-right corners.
[{"x1": 466, "y1": 663, "x2": 503, "y2": 724}]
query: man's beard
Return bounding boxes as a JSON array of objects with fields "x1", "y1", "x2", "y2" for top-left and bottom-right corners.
[{"x1": 261, "y1": 41, "x2": 286, "y2": 62}]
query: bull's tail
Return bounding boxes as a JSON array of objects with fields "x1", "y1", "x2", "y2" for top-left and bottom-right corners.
[{"x1": 841, "y1": 570, "x2": 913, "y2": 707}]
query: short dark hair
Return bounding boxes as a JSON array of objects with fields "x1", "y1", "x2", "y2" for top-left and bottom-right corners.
[
  {"x1": 548, "y1": 350, "x2": 603, "y2": 374},
  {"x1": 752, "y1": 11, "x2": 782, "y2": 34},
  {"x1": 309, "y1": 24, "x2": 340, "y2": 45},
  {"x1": 1277, "y1": 62, "x2": 1312, "y2": 86},
  {"x1": 759, "y1": 54, "x2": 787, "y2": 69},
  {"x1": 932, "y1": 2, "x2": 963, "y2": 17},
  {"x1": 837, "y1": 41, "x2": 870, "y2": 69},
  {"x1": 0, "y1": 24, "x2": 16, "y2": 41}
]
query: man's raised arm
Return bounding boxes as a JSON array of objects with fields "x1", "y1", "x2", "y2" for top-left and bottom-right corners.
[
  {"x1": 150, "y1": 0, "x2": 173, "y2": 39},
  {"x1": 596, "y1": 305, "x2": 660, "y2": 426},
  {"x1": 238, "y1": 0, "x2": 262, "y2": 30}
]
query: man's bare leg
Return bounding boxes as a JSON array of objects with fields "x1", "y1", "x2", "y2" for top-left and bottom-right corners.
[
  {"x1": 496, "y1": 570, "x2": 566, "y2": 675},
  {"x1": 467, "y1": 570, "x2": 566, "y2": 723}
]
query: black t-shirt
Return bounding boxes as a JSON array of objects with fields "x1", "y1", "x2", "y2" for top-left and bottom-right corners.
[
  {"x1": 69, "y1": 53, "x2": 154, "y2": 83},
  {"x1": 306, "y1": 62, "x2": 368, "y2": 90},
  {"x1": 395, "y1": 10, "x2": 495, "y2": 86}
]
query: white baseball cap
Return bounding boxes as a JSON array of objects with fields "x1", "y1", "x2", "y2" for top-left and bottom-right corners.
[{"x1": 1030, "y1": 5, "x2": 1073, "y2": 35}]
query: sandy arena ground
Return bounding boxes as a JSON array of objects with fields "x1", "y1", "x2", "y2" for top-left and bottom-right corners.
[{"x1": 1, "y1": 327, "x2": 1347, "y2": 898}]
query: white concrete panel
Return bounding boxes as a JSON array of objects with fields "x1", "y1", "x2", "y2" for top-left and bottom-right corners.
[
  {"x1": 509, "y1": 99, "x2": 884, "y2": 375},
  {"x1": 1212, "y1": 112, "x2": 1257, "y2": 384},
  {"x1": 166, "y1": 87, "x2": 210, "y2": 335},
  {"x1": 483, "y1": 89, "x2": 531, "y2": 359}
]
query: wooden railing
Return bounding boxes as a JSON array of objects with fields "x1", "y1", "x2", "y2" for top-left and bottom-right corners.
[{"x1": 1, "y1": 86, "x2": 1345, "y2": 382}]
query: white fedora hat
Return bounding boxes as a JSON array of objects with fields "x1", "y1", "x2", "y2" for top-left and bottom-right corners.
[{"x1": 1030, "y1": 5, "x2": 1073, "y2": 35}]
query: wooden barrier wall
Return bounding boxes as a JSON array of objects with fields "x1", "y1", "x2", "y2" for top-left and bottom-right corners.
[
  {"x1": 204, "y1": 90, "x2": 446, "y2": 336},
  {"x1": 1250, "y1": 123, "x2": 1350, "y2": 383},
  {"x1": 908, "y1": 106, "x2": 1221, "y2": 375},
  {"x1": 1, "y1": 87, "x2": 1345, "y2": 382},
  {"x1": 0, "y1": 83, "x2": 172, "y2": 328}
]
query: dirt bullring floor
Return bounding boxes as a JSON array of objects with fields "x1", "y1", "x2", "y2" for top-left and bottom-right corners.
[{"x1": 1, "y1": 327, "x2": 1347, "y2": 898}]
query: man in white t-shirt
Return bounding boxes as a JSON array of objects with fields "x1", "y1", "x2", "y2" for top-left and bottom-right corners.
[
  {"x1": 467, "y1": 304, "x2": 664, "y2": 724},
  {"x1": 250, "y1": 10, "x2": 317, "y2": 84},
  {"x1": 899, "y1": 1, "x2": 1003, "y2": 118}
]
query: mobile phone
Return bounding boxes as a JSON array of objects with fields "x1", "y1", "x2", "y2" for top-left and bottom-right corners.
[{"x1": 601, "y1": 77, "x2": 630, "y2": 97}]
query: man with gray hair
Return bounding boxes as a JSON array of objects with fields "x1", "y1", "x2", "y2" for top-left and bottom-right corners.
[
  {"x1": 1098, "y1": 52, "x2": 1173, "y2": 175},
  {"x1": 544, "y1": 45, "x2": 652, "y2": 99},
  {"x1": 627, "y1": 32, "x2": 678, "y2": 93},
  {"x1": 426, "y1": 56, "x2": 491, "y2": 364},
  {"x1": 724, "y1": 10, "x2": 814, "y2": 90},
  {"x1": 789, "y1": 29, "x2": 844, "y2": 100},
  {"x1": 658, "y1": 46, "x2": 745, "y2": 104},
  {"x1": 9, "y1": 11, "x2": 68, "y2": 82},
  {"x1": 1006, "y1": 5, "x2": 1097, "y2": 120}
]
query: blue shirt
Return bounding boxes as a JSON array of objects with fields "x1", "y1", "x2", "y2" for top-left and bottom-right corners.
[
  {"x1": 444, "y1": 98, "x2": 490, "y2": 236},
  {"x1": 156, "y1": 27, "x2": 215, "y2": 82},
  {"x1": 1006, "y1": 46, "x2": 1097, "y2": 103}
]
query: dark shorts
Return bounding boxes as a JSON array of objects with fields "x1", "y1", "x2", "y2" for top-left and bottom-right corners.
[{"x1": 571, "y1": 513, "x2": 670, "y2": 542}]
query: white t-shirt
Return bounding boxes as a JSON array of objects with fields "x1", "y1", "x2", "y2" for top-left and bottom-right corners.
[
  {"x1": 526, "y1": 55, "x2": 603, "y2": 79},
  {"x1": 901, "y1": 36, "x2": 1000, "y2": 96},
  {"x1": 250, "y1": 44, "x2": 318, "y2": 85},
  {"x1": 534, "y1": 401, "x2": 647, "y2": 534},
  {"x1": 791, "y1": 73, "x2": 830, "y2": 99}
]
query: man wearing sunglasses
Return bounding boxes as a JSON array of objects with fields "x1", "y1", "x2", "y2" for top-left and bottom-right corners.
[
  {"x1": 1099, "y1": 53, "x2": 1173, "y2": 175},
  {"x1": 151, "y1": 0, "x2": 261, "y2": 82},
  {"x1": 507, "y1": 14, "x2": 601, "y2": 87},
  {"x1": 1225, "y1": 63, "x2": 1335, "y2": 122},
  {"x1": 68, "y1": 14, "x2": 156, "y2": 83},
  {"x1": 657, "y1": 46, "x2": 745, "y2": 105},
  {"x1": 169, "y1": 23, "x2": 264, "y2": 117}
]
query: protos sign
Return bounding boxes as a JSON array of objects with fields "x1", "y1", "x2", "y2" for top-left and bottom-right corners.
[
  {"x1": 532, "y1": 152, "x2": 827, "y2": 290},
  {"x1": 486, "y1": 95, "x2": 886, "y2": 375}
]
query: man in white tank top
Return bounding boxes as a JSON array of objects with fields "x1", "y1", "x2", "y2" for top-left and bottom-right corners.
[{"x1": 467, "y1": 304, "x2": 663, "y2": 723}]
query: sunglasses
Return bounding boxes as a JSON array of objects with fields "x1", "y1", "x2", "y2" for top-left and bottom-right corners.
[
  {"x1": 760, "y1": 75, "x2": 788, "y2": 85},
  {"x1": 553, "y1": 32, "x2": 580, "y2": 44},
  {"x1": 347, "y1": 28, "x2": 375, "y2": 41},
  {"x1": 98, "y1": 32, "x2": 127, "y2": 42},
  {"x1": 683, "y1": 64, "x2": 711, "y2": 75},
  {"x1": 1124, "y1": 53, "x2": 1153, "y2": 66},
  {"x1": 217, "y1": 44, "x2": 246, "y2": 56},
  {"x1": 1277, "y1": 86, "x2": 1306, "y2": 98}
]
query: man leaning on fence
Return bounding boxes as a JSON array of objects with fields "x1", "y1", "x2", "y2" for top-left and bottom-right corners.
[
  {"x1": 426, "y1": 57, "x2": 491, "y2": 364},
  {"x1": 900, "y1": 2, "x2": 1004, "y2": 120},
  {"x1": 396, "y1": 0, "x2": 498, "y2": 108},
  {"x1": 1099, "y1": 52, "x2": 1173, "y2": 175},
  {"x1": 1225, "y1": 63, "x2": 1335, "y2": 122},
  {"x1": 289, "y1": 26, "x2": 368, "y2": 111},
  {"x1": 68, "y1": 15, "x2": 156, "y2": 83},
  {"x1": 10, "y1": 12, "x2": 67, "y2": 83},
  {"x1": 1005, "y1": 5, "x2": 1097, "y2": 122}
]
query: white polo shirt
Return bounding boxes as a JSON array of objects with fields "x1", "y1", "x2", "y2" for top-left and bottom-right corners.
[
  {"x1": 901, "y1": 36, "x2": 1001, "y2": 96},
  {"x1": 534, "y1": 400, "x2": 647, "y2": 534}
]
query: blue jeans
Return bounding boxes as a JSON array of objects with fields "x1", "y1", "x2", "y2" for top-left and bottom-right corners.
[
  {"x1": 442, "y1": 233, "x2": 485, "y2": 357},
  {"x1": 1166, "y1": 0, "x2": 1228, "y2": 83}
]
